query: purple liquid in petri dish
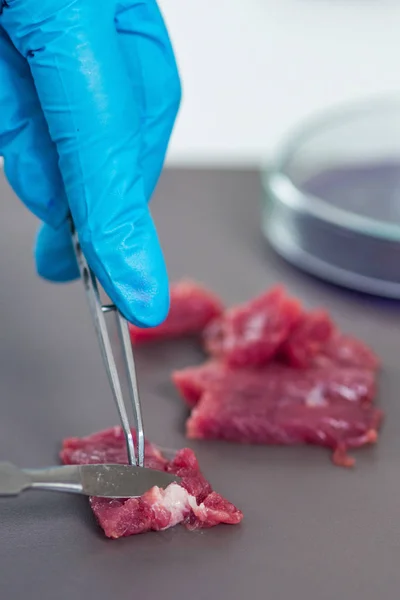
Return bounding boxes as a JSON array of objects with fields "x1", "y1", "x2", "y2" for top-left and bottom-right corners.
[{"x1": 300, "y1": 161, "x2": 400, "y2": 224}]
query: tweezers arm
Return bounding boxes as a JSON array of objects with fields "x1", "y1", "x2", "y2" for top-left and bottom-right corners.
[
  {"x1": 68, "y1": 217, "x2": 142, "y2": 467},
  {"x1": 116, "y1": 313, "x2": 144, "y2": 466}
]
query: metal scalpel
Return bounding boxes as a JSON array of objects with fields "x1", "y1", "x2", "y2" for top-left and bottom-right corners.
[{"x1": 0, "y1": 463, "x2": 180, "y2": 499}]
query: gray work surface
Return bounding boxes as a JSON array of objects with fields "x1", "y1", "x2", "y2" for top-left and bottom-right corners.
[{"x1": 1, "y1": 168, "x2": 400, "y2": 600}]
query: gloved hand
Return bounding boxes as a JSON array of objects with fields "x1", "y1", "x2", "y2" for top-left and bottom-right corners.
[{"x1": 0, "y1": 0, "x2": 181, "y2": 326}]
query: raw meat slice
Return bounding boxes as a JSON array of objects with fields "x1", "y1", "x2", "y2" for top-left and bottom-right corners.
[
  {"x1": 281, "y1": 310, "x2": 335, "y2": 368},
  {"x1": 61, "y1": 427, "x2": 243, "y2": 538},
  {"x1": 129, "y1": 280, "x2": 224, "y2": 343},
  {"x1": 203, "y1": 286, "x2": 302, "y2": 367},
  {"x1": 173, "y1": 361, "x2": 377, "y2": 408},
  {"x1": 186, "y1": 380, "x2": 382, "y2": 467},
  {"x1": 173, "y1": 362, "x2": 230, "y2": 407},
  {"x1": 314, "y1": 332, "x2": 380, "y2": 371}
]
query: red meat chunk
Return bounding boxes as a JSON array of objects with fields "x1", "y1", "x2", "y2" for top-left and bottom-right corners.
[
  {"x1": 129, "y1": 280, "x2": 224, "y2": 343},
  {"x1": 203, "y1": 286, "x2": 302, "y2": 367},
  {"x1": 314, "y1": 332, "x2": 380, "y2": 371},
  {"x1": 172, "y1": 361, "x2": 380, "y2": 466},
  {"x1": 173, "y1": 361, "x2": 377, "y2": 408},
  {"x1": 185, "y1": 374, "x2": 382, "y2": 467},
  {"x1": 61, "y1": 427, "x2": 243, "y2": 538},
  {"x1": 173, "y1": 362, "x2": 230, "y2": 407},
  {"x1": 281, "y1": 310, "x2": 335, "y2": 368}
]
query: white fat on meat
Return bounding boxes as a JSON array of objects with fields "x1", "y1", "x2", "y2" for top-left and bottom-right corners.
[{"x1": 149, "y1": 483, "x2": 208, "y2": 529}]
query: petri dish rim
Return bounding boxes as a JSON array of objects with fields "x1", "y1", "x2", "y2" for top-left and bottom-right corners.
[{"x1": 261, "y1": 93, "x2": 400, "y2": 242}]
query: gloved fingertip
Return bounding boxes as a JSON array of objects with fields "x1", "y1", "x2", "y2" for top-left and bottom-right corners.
[
  {"x1": 99, "y1": 261, "x2": 170, "y2": 328},
  {"x1": 81, "y1": 212, "x2": 170, "y2": 328},
  {"x1": 34, "y1": 222, "x2": 79, "y2": 283},
  {"x1": 120, "y1": 281, "x2": 170, "y2": 328}
]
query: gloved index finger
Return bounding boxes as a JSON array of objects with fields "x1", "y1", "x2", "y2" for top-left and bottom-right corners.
[{"x1": 2, "y1": 0, "x2": 170, "y2": 327}]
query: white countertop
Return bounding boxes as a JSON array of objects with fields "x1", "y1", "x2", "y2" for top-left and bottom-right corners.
[{"x1": 160, "y1": 0, "x2": 400, "y2": 166}]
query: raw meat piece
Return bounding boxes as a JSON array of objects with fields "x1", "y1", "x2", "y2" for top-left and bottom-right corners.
[
  {"x1": 203, "y1": 286, "x2": 302, "y2": 367},
  {"x1": 173, "y1": 362, "x2": 230, "y2": 408},
  {"x1": 61, "y1": 427, "x2": 167, "y2": 469},
  {"x1": 185, "y1": 378, "x2": 382, "y2": 467},
  {"x1": 173, "y1": 361, "x2": 377, "y2": 408},
  {"x1": 129, "y1": 280, "x2": 224, "y2": 343},
  {"x1": 314, "y1": 333, "x2": 380, "y2": 371},
  {"x1": 281, "y1": 310, "x2": 335, "y2": 368},
  {"x1": 61, "y1": 427, "x2": 243, "y2": 538},
  {"x1": 162, "y1": 284, "x2": 382, "y2": 466}
]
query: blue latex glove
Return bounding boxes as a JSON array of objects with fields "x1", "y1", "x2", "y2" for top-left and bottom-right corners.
[{"x1": 0, "y1": 0, "x2": 181, "y2": 326}]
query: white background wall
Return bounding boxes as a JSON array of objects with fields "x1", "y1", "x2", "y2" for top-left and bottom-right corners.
[{"x1": 159, "y1": 0, "x2": 400, "y2": 166}]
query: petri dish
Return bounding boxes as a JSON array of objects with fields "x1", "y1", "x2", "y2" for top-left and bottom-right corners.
[{"x1": 261, "y1": 95, "x2": 400, "y2": 298}]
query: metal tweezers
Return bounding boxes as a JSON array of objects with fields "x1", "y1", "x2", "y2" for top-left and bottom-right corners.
[{"x1": 70, "y1": 220, "x2": 144, "y2": 467}]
